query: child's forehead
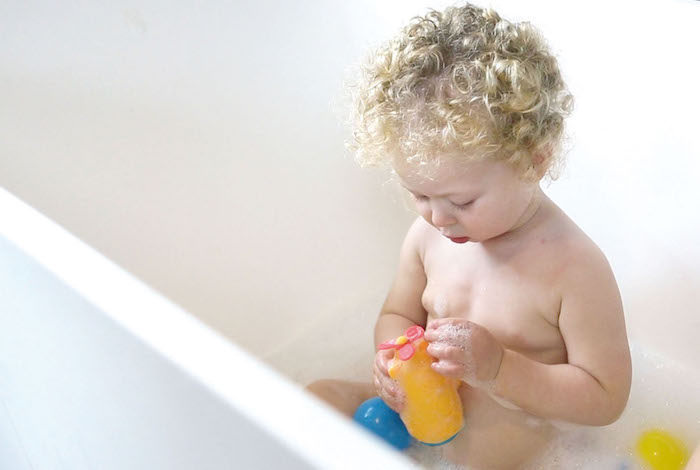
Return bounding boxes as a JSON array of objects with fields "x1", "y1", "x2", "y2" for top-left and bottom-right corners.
[{"x1": 392, "y1": 156, "x2": 496, "y2": 193}]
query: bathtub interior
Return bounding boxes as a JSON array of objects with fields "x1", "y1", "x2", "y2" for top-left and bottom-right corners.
[
  {"x1": 0, "y1": 232, "x2": 309, "y2": 470},
  {"x1": 0, "y1": 188, "x2": 418, "y2": 470},
  {"x1": 1, "y1": 0, "x2": 700, "y2": 467}
]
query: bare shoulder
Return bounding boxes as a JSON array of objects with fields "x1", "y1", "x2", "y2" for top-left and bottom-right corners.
[
  {"x1": 541, "y1": 203, "x2": 624, "y2": 343},
  {"x1": 538, "y1": 201, "x2": 615, "y2": 284},
  {"x1": 526, "y1": 200, "x2": 623, "y2": 331},
  {"x1": 404, "y1": 216, "x2": 433, "y2": 261},
  {"x1": 554, "y1": 219, "x2": 616, "y2": 288},
  {"x1": 406, "y1": 215, "x2": 430, "y2": 237}
]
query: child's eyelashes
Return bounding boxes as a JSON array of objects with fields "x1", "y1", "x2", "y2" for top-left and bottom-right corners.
[
  {"x1": 410, "y1": 193, "x2": 474, "y2": 210},
  {"x1": 453, "y1": 200, "x2": 474, "y2": 210}
]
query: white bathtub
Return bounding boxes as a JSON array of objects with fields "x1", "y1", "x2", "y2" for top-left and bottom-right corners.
[
  {"x1": 1, "y1": 0, "x2": 699, "y2": 468},
  {"x1": 0, "y1": 188, "x2": 418, "y2": 469}
]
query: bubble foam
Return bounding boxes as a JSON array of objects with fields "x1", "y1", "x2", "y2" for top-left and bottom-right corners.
[{"x1": 404, "y1": 344, "x2": 700, "y2": 469}]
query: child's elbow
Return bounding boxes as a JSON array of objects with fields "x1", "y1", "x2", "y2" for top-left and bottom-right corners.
[
  {"x1": 596, "y1": 382, "x2": 631, "y2": 426},
  {"x1": 596, "y1": 361, "x2": 632, "y2": 425},
  {"x1": 596, "y1": 399, "x2": 627, "y2": 426}
]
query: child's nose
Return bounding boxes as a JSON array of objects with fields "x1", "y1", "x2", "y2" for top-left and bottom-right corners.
[{"x1": 429, "y1": 203, "x2": 456, "y2": 228}]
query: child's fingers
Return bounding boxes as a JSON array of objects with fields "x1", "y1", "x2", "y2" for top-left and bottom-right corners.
[
  {"x1": 374, "y1": 349, "x2": 392, "y2": 375},
  {"x1": 424, "y1": 325, "x2": 453, "y2": 342},
  {"x1": 425, "y1": 318, "x2": 453, "y2": 331},
  {"x1": 425, "y1": 320, "x2": 471, "y2": 341},
  {"x1": 426, "y1": 318, "x2": 469, "y2": 330},
  {"x1": 373, "y1": 359, "x2": 390, "y2": 383},
  {"x1": 425, "y1": 326, "x2": 468, "y2": 349},
  {"x1": 372, "y1": 352, "x2": 406, "y2": 411},
  {"x1": 423, "y1": 329, "x2": 438, "y2": 341},
  {"x1": 427, "y1": 343, "x2": 464, "y2": 360},
  {"x1": 373, "y1": 374, "x2": 396, "y2": 402},
  {"x1": 372, "y1": 367, "x2": 404, "y2": 412},
  {"x1": 373, "y1": 359, "x2": 399, "y2": 394},
  {"x1": 430, "y1": 360, "x2": 464, "y2": 379}
]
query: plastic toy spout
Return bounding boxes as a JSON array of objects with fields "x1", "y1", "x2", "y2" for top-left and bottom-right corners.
[{"x1": 378, "y1": 325, "x2": 464, "y2": 446}]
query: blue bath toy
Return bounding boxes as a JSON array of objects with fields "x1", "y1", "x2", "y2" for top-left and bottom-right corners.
[{"x1": 353, "y1": 397, "x2": 413, "y2": 450}]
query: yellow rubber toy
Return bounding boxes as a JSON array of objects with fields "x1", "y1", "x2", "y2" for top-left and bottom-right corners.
[
  {"x1": 636, "y1": 429, "x2": 689, "y2": 470},
  {"x1": 378, "y1": 325, "x2": 464, "y2": 445}
]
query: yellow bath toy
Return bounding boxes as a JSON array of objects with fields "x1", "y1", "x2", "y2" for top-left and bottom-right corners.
[
  {"x1": 378, "y1": 325, "x2": 464, "y2": 445},
  {"x1": 636, "y1": 429, "x2": 689, "y2": 470}
]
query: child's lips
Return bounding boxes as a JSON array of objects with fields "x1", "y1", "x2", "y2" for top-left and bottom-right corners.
[{"x1": 448, "y1": 236, "x2": 470, "y2": 244}]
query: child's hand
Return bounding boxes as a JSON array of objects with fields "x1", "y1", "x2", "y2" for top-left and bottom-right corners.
[
  {"x1": 372, "y1": 348, "x2": 405, "y2": 413},
  {"x1": 424, "y1": 318, "x2": 504, "y2": 387}
]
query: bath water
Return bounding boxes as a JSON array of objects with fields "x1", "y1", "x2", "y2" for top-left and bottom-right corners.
[{"x1": 404, "y1": 345, "x2": 700, "y2": 469}]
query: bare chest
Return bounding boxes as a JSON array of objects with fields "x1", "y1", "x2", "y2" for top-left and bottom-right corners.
[{"x1": 421, "y1": 241, "x2": 566, "y2": 363}]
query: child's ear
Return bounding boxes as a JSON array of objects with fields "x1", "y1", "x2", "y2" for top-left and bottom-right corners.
[{"x1": 532, "y1": 142, "x2": 553, "y2": 179}]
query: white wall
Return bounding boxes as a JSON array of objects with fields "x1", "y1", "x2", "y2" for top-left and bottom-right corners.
[{"x1": 1, "y1": 0, "x2": 698, "y2": 385}]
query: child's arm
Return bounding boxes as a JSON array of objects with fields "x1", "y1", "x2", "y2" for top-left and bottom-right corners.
[
  {"x1": 372, "y1": 217, "x2": 430, "y2": 411},
  {"x1": 374, "y1": 217, "x2": 430, "y2": 349},
  {"x1": 424, "y1": 241, "x2": 631, "y2": 425},
  {"x1": 491, "y1": 243, "x2": 632, "y2": 425}
]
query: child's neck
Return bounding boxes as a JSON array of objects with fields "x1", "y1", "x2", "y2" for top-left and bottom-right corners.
[{"x1": 482, "y1": 185, "x2": 547, "y2": 249}]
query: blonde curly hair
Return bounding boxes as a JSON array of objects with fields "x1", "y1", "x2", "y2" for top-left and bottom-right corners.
[{"x1": 344, "y1": 2, "x2": 574, "y2": 181}]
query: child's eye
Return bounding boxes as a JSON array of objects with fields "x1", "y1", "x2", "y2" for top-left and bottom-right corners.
[
  {"x1": 453, "y1": 200, "x2": 474, "y2": 210},
  {"x1": 412, "y1": 194, "x2": 429, "y2": 201}
]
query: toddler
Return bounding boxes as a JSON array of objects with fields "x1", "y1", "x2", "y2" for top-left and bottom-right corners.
[{"x1": 308, "y1": 3, "x2": 632, "y2": 468}]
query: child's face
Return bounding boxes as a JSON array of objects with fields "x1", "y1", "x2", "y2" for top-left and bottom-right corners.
[{"x1": 393, "y1": 157, "x2": 540, "y2": 244}]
